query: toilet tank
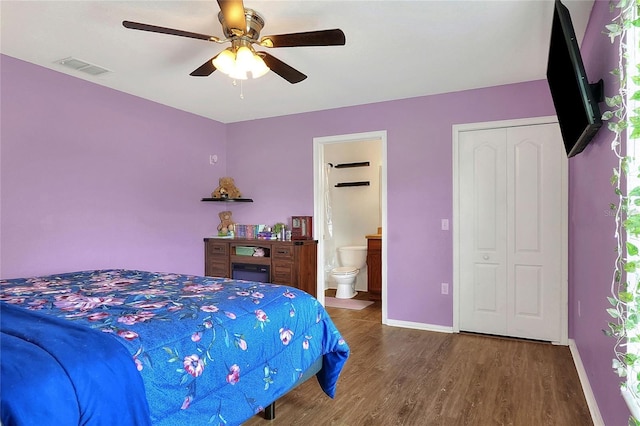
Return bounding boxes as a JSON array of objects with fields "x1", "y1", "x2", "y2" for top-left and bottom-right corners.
[{"x1": 337, "y1": 246, "x2": 367, "y2": 269}]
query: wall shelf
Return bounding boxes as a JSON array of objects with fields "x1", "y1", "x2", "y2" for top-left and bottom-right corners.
[
  {"x1": 201, "y1": 198, "x2": 253, "y2": 202},
  {"x1": 334, "y1": 181, "x2": 370, "y2": 188},
  {"x1": 334, "y1": 161, "x2": 370, "y2": 169}
]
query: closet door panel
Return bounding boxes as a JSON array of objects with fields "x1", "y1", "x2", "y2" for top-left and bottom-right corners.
[
  {"x1": 506, "y1": 124, "x2": 563, "y2": 341},
  {"x1": 459, "y1": 129, "x2": 508, "y2": 335}
]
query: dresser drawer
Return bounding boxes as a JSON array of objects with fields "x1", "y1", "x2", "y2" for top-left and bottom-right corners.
[
  {"x1": 206, "y1": 260, "x2": 229, "y2": 278},
  {"x1": 272, "y1": 245, "x2": 294, "y2": 259},
  {"x1": 207, "y1": 242, "x2": 229, "y2": 256},
  {"x1": 272, "y1": 260, "x2": 293, "y2": 285}
]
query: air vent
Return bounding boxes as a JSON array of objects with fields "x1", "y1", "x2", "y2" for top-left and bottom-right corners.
[{"x1": 56, "y1": 57, "x2": 110, "y2": 76}]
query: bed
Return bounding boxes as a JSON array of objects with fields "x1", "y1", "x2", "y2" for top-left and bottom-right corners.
[{"x1": 0, "y1": 269, "x2": 349, "y2": 425}]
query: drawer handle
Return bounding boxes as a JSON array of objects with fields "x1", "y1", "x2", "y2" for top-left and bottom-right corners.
[{"x1": 276, "y1": 250, "x2": 290, "y2": 255}]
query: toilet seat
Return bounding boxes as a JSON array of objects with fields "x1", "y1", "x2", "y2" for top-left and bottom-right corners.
[{"x1": 331, "y1": 266, "x2": 358, "y2": 275}]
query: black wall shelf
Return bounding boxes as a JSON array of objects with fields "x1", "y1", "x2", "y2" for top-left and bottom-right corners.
[
  {"x1": 201, "y1": 198, "x2": 253, "y2": 202},
  {"x1": 335, "y1": 181, "x2": 370, "y2": 188},
  {"x1": 334, "y1": 161, "x2": 370, "y2": 169}
]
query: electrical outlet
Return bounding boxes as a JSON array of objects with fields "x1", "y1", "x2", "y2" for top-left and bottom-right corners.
[
  {"x1": 441, "y1": 219, "x2": 449, "y2": 230},
  {"x1": 209, "y1": 154, "x2": 218, "y2": 165},
  {"x1": 441, "y1": 282, "x2": 449, "y2": 295}
]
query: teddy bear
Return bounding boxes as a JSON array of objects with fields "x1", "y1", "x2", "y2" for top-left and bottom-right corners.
[
  {"x1": 211, "y1": 176, "x2": 242, "y2": 199},
  {"x1": 217, "y1": 210, "x2": 236, "y2": 235}
]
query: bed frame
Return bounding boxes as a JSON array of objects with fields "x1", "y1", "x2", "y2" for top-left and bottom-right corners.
[{"x1": 263, "y1": 357, "x2": 323, "y2": 420}]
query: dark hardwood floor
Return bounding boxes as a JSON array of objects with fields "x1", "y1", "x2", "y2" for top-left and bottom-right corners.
[{"x1": 244, "y1": 291, "x2": 592, "y2": 425}]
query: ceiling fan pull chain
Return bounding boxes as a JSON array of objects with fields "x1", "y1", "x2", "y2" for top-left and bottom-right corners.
[{"x1": 230, "y1": 78, "x2": 244, "y2": 99}]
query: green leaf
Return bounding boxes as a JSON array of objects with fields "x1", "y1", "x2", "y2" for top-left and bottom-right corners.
[
  {"x1": 608, "y1": 308, "x2": 621, "y2": 318},
  {"x1": 630, "y1": 314, "x2": 640, "y2": 330},
  {"x1": 620, "y1": 291, "x2": 634, "y2": 302},
  {"x1": 625, "y1": 352, "x2": 639, "y2": 365},
  {"x1": 606, "y1": 23, "x2": 622, "y2": 33},
  {"x1": 179, "y1": 374, "x2": 189, "y2": 386},
  {"x1": 603, "y1": 110, "x2": 615, "y2": 120},
  {"x1": 607, "y1": 94, "x2": 624, "y2": 107},
  {"x1": 629, "y1": 186, "x2": 640, "y2": 197},
  {"x1": 609, "y1": 121, "x2": 626, "y2": 133},
  {"x1": 624, "y1": 215, "x2": 640, "y2": 235}
]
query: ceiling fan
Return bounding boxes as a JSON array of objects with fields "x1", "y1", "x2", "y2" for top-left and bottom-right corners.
[{"x1": 123, "y1": 0, "x2": 346, "y2": 84}]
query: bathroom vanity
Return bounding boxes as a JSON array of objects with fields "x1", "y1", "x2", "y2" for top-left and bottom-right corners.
[
  {"x1": 366, "y1": 232, "x2": 382, "y2": 301},
  {"x1": 204, "y1": 238, "x2": 318, "y2": 298}
]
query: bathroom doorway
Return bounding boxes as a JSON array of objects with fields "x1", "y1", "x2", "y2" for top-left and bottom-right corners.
[{"x1": 313, "y1": 131, "x2": 387, "y2": 323}]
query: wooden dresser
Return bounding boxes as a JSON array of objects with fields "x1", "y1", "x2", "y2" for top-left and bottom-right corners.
[{"x1": 204, "y1": 238, "x2": 318, "y2": 297}]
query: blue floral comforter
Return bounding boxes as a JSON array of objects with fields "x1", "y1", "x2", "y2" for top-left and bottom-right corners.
[{"x1": 0, "y1": 269, "x2": 350, "y2": 425}]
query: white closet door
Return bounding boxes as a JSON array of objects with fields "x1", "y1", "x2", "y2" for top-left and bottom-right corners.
[{"x1": 458, "y1": 124, "x2": 564, "y2": 342}]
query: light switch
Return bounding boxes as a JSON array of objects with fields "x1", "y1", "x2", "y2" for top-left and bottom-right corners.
[{"x1": 441, "y1": 219, "x2": 449, "y2": 230}]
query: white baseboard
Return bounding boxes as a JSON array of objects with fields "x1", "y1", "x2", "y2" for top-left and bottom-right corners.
[
  {"x1": 384, "y1": 318, "x2": 454, "y2": 333},
  {"x1": 569, "y1": 339, "x2": 605, "y2": 426}
]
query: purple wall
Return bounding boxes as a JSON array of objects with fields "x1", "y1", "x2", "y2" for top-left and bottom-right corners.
[
  {"x1": 225, "y1": 82, "x2": 556, "y2": 325},
  {"x1": 1, "y1": 55, "x2": 228, "y2": 279},
  {"x1": 570, "y1": 0, "x2": 630, "y2": 424}
]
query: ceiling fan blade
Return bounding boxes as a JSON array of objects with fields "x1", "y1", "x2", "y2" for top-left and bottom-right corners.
[
  {"x1": 259, "y1": 52, "x2": 307, "y2": 84},
  {"x1": 259, "y1": 29, "x2": 346, "y2": 48},
  {"x1": 123, "y1": 21, "x2": 219, "y2": 42},
  {"x1": 190, "y1": 56, "x2": 218, "y2": 77},
  {"x1": 217, "y1": 0, "x2": 247, "y2": 35}
]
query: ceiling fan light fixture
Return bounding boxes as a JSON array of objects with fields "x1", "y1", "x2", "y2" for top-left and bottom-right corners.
[
  {"x1": 229, "y1": 67, "x2": 248, "y2": 80},
  {"x1": 214, "y1": 45, "x2": 270, "y2": 80},
  {"x1": 235, "y1": 46, "x2": 254, "y2": 70},
  {"x1": 250, "y1": 54, "x2": 270, "y2": 79},
  {"x1": 212, "y1": 48, "x2": 236, "y2": 75}
]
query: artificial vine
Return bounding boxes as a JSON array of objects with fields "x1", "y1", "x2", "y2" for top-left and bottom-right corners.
[{"x1": 605, "y1": 0, "x2": 640, "y2": 424}]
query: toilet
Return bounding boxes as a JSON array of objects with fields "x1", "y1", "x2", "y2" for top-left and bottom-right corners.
[{"x1": 331, "y1": 245, "x2": 367, "y2": 299}]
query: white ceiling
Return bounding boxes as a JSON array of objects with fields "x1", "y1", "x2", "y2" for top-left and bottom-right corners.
[{"x1": 0, "y1": 0, "x2": 594, "y2": 124}]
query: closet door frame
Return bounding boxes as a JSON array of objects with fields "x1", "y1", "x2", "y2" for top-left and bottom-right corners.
[{"x1": 452, "y1": 116, "x2": 568, "y2": 345}]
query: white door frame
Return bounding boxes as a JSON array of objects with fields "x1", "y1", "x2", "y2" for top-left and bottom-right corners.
[
  {"x1": 313, "y1": 130, "x2": 388, "y2": 323},
  {"x1": 452, "y1": 116, "x2": 568, "y2": 344}
]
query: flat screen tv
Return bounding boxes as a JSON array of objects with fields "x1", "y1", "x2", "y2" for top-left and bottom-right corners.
[{"x1": 546, "y1": 0, "x2": 603, "y2": 158}]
